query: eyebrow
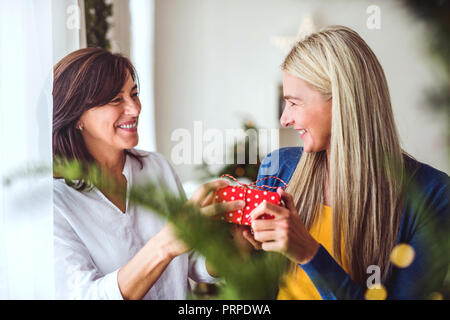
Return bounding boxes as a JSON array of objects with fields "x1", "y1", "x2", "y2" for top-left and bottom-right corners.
[
  {"x1": 283, "y1": 95, "x2": 303, "y2": 101},
  {"x1": 120, "y1": 84, "x2": 138, "y2": 93}
]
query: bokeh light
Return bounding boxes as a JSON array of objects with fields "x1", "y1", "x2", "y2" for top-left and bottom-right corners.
[
  {"x1": 390, "y1": 243, "x2": 415, "y2": 268},
  {"x1": 365, "y1": 284, "x2": 388, "y2": 300},
  {"x1": 428, "y1": 292, "x2": 443, "y2": 300}
]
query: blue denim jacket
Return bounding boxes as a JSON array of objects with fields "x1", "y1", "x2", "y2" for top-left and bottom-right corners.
[{"x1": 256, "y1": 147, "x2": 450, "y2": 299}]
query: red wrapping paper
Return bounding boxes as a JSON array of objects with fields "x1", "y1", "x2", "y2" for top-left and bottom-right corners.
[
  {"x1": 214, "y1": 185, "x2": 280, "y2": 225},
  {"x1": 213, "y1": 174, "x2": 288, "y2": 226}
]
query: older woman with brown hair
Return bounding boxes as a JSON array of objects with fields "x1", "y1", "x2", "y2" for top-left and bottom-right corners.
[{"x1": 52, "y1": 47, "x2": 244, "y2": 300}]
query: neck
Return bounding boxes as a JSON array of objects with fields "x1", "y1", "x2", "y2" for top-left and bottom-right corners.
[
  {"x1": 86, "y1": 143, "x2": 126, "y2": 179},
  {"x1": 99, "y1": 151, "x2": 125, "y2": 177}
]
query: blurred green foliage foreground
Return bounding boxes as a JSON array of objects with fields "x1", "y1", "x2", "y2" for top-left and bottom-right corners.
[
  {"x1": 54, "y1": 157, "x2": 288, "y2": 300},
  {"x1": 3, "y1": 154, "x2": 449, "y2": 299}
]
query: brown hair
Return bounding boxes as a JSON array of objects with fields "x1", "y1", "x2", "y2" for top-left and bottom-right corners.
[{"x1": 53, "y1": 47, "x2": 145, "y2": 190}]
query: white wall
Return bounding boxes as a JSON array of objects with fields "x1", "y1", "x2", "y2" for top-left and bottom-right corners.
[
  {"x1": 52, "y1": 0, "x2": 86, "y2": 63},
  {"x1": 154, "y1": 0, "x2": 449, "y2": 182},
  {"x1": 110, "y1": 0, "x2": 157, "y2": 152},
  {"x1": 110, "y1": 0, "x2": 131, "y2": 56},
  {"x1": 1, "y1": 0, "x2": 55, "y2": 299}
]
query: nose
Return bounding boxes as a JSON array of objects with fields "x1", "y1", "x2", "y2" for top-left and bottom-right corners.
[
  {"x1": 280, "y1": 105, "x2": 294, "y2": 127},
  {"x1": 124, "y1": 97, "x2": 141, "y2": 117}
]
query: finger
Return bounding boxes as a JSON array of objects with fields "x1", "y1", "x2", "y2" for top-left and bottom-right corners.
[
  {"x1": 277, "y1": 188, "x2": 296, "y2": 212},
  {"x1": 261, "y1": 241, "x2": 283, "y2": 252},
  {"x1": 200, "y1": 192, "x2": 215, "y2": 207},
  {"x1": 201, "y1": 200, "x2": 245, "y2": 217},
  {"x1": 253, "y1": 230, "x2": 279, "y2": 243},
  {"x1": 251, "y1": 218, "x2": 277, "y2": 232},
  {"x1": 189, "y1": 179, "x2": 230, "y2": 203},
  {"x1": 249, "y1": 201, "x2": 287, "y2": 222},
  {"x1": 242, "y1": 228, "x2": 262, "y2": 250}
]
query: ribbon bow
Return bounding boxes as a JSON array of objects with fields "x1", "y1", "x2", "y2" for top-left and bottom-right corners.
[{"x1": 220, "y1": 174, "x2": 288, "y2": 191}]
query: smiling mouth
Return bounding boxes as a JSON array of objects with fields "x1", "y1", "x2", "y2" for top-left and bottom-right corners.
[
  {"x1": 296, "y1": 128, "x2": 308, "y2": 137},
  {"x1": 116, "y1": 120, "x2": 138, "y2": 131}
]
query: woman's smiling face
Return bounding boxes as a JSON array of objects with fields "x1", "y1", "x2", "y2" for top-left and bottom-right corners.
[
  {"x1": 280, "y1": 72, "x2": 332, "y2": 153},
  {"x1": 77, "y1": 72, "x2": 141, "y2": 154}
]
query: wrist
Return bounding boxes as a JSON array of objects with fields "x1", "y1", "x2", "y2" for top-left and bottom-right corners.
[
  {"x1": 299, "y1": 240, "x2": 320, "y2": 265},
  {"x1": 156, "y1": 224, "x2": 189, "y2": 261},
  {"x1": 151, "y1": 227, "x2": 178, "y2": 262}
]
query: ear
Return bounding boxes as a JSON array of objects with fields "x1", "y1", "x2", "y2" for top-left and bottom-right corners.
[{"x1": 75, "y1": 121, "x2": 84, "y2": 131}]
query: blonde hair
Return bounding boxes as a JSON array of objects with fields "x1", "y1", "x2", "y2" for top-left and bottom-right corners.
[{"x1": 282, "y1": 25, "x2": 414, "y2": 286}]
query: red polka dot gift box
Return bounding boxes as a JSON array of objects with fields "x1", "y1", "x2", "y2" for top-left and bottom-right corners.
[{"x1": 213, "y1": 175, "x2": 288, "y2": 226}]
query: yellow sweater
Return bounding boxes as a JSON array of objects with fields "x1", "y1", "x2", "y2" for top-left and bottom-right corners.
[{"x1": 277, "y1": 205, "x2": 348, "y2": 300}]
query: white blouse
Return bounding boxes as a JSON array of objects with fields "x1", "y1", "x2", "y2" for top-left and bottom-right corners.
[{"x1": 53, "y1": 149, "x2": 216, "y2": 299}]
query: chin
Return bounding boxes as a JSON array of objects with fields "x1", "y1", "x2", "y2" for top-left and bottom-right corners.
[
  {"x1": 302, "y1": 144, "x2": 324, "y2": 154},
  {"x1": 302, "y1": 142, "x2": 313, "y2": 153},
  {"x1": 121, "y1": 139, "x2": 139, "y2": 150}
]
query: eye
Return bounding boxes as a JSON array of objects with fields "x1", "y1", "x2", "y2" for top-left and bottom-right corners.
[
  {"x1": 132, "y1": 91, "x2": 139, "y2": 98},
  {"x1": 110, "y1": 97, "x2": 122, "y2": 104},
  {"x1": 286, "y1": 100, "x2": 296, "y2": 108}
]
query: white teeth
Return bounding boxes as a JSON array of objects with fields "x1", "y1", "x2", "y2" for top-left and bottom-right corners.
[
  {"x1": 299, "y1": 129, "x2": 307, "y2": 134},
  {"x1": 118, "y1": 122, "x2": 137, "y2": 129}
]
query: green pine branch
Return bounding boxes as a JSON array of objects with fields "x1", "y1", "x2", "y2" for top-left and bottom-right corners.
[
  {"x1": 50, "y1": 158, "x2": 288, "y2": 299},
  {"x1": 84, "y1": 0, "x2": 113, "y2": 50},
  {"x1": 129, "y1": 180, "x2": 287, "y2": 299}
]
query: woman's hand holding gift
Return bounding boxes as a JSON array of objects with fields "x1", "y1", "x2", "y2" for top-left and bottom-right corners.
[
  {"x1": 190, "y1": 179, "x2": 254, "y2": 258},
  {"x1": 188, "y1": 179, "x2": 246, "y2": 216},
  {"x1": 161, "y1": 179, "x2": 245, "y2": 259},
  {"x1": 187, "y1": 179, "x2": 248, "y2": 276},
  {"x1": 242, "y1": 187, "x2": 320, "y2": 265}
]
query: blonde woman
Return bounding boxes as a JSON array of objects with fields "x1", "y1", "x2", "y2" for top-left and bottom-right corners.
[{"x1": 243, "y1": 26, "x2": 449, "y2": 299}]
